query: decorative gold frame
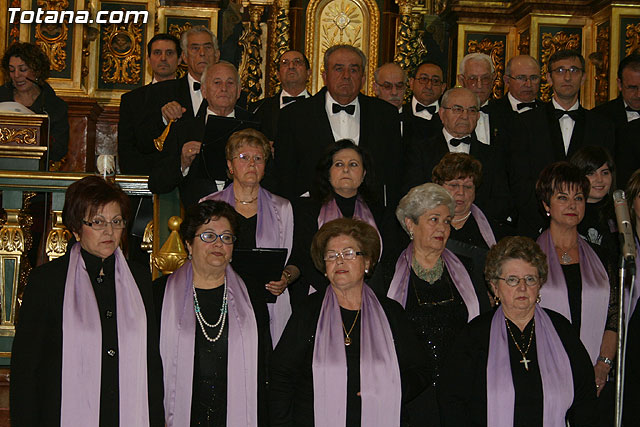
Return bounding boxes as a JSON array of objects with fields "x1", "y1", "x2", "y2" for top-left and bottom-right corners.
[
  {"x1": 305, "y1": 0, "x2": 379, "y2": 95},
  {"x1": 609, "y1": 5, "x2": 640, "y2": 100}
]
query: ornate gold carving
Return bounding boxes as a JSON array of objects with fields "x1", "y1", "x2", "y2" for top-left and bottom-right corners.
[
  {"x1": 169, "y1": 23, "x2": 195, "y2": 80},
  {"x1": 0, "y1": 215, "x2": 24, "y2": 253},
  {"x1": 46, "y1": 211, "x2": 71, "y2": 261},
  {"x1": 393, "y1": 1, "x2": 415, "y2": 71},
  {"x1": 18, "y1": 192, "x2": 35, "y2": 309},
  {"x1": 152, "y1": 216, "x2": 187, "y2": 275},
  {"x1": 0, "y1": 128, "x2": 38, "y2": 145},
  {"x1": 468, "y1": 38, "x2": 505, "y2": 99},
  {"x1": 0, "y1": 209, "x2": 24, "y2": 328},
  {"x1": 34, "y1": 0, "x2": 70, "y2": 73},
  {"x1": 593, "y1": 24, "x2": 610, "y2": 106},
  {"x1": 9, "y1": 0, "x2": 21, "y2": 45},
  {"x1": 268, "y1": 0, "x2": 291, "y2": 96},
  {"x1": 626, "y1": 22, "x2": 640, "y2": 56},
  {"x1": 321, "y1": 0, "x2": 364, "y2": 52},
  {"x1": 518, "y1": 32, "x2": 530, "y2": 55},
  {"x1": 101, "y1": 16, "x2": 144, "y2": 84},
  {"x1": 141, "y1": 220, "x2": 153, "y2": 273},
  {"x1": 540, "y1": 31, "x2": 581, "y2": 102},
  {"x1": 239, "y1": 6, "x2": 265, "y2": 105}
]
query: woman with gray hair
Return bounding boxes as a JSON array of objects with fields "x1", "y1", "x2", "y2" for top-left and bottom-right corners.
[{"x1": 385, "y1": 183, "x2": 491, "y2": 425}]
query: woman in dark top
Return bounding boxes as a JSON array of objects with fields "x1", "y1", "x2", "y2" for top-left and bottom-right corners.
[
  {"x1": 290, "y1": 139, "x2": 384, "y2": 301},
  {"x1": 439, "y1": 236, "x2": 597, "y2": 426},
  {"x1": 0, "y1": 42, "x2": 69, "y2": 163},
  {"x1": 10, "y1": 176, "x2": 164, "y2": 426},
  {"x1": 200, "y1": 128, "x2": 297, "y2": 345},
  {"x1": 534, "y1": 162, "x2": 618, "y2": 398},
  {"x1": 432, "y1": 152, "x2": 512, "y2": 290},
  {"x1": 382, "y1": 183, "x2": 492, "y2": 426},
  {"x1": 154, "y1": 200, "x2": 271, "y2": 426},
  {"x1": 570, "y1": 146, "x2": 619, "y2": 267},
  {"x1": 270, "y1": 218, "x2": 429, "y2": 427}
]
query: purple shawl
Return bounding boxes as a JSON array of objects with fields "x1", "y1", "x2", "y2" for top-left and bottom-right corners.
[
  {"x1": 312, "y1": 284, "x2": 401, "y2": 427},
  {"x1": 201, "y1": 184, "x2": 293, "y2": 345},
  {"x1": 386, "y1": 243, "x2": 480, "y2": 321},
  {"x1": 470, "y1": 204, "x2": 496, "y2": 247},
  {"x1": 487, "y1": 306, "x2": 574, "y2": 427},
  {"x1": 61, "y1": 243, "x2": 149, "y2": 426},
  {"x1": 160, "y1": 261, "x2": 258, "y2": 427},
  {"x1": 629, "y1": 238, "x2": 640, "y2": 319},
  {"x1": 537, "y1": 229, "x2": 610, "y2": 363},
  {"x1": 318, "y1": 195, "x2": 383, "y2": 259}
]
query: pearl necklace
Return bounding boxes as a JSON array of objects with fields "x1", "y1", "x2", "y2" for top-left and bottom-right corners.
[
  {"x1": 452, "y1": 210, "x2": 472, "y2": 223},
  {"x1": 193, "y1": 279, "x2": 228, "y2": 342}
]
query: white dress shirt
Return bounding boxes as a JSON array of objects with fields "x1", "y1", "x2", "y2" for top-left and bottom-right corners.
[
  {"x1": 325, "y1": 92, "x2": 360, "y2": 144},
  {"x1": 187, "y1": 73, "x2": 204, "y2": 117},
  {"x1": 412, "y1": 96, "x2": 439, "y2": 120},
  {"x1": 443, "y1": 128, "x2": 471, "y2": 154},
  {"x1": 624, "y1": 100, "x2": 640, "y2": 122},
  {"x1": 475, "y1": 100, "x2": 490, "y2": 145},
  {"x1": 507, "y1": 92, "x2": 534, "y2": 114},
  {"x1": 279, "y1": 89, "x2": 310, "y2": 109},
  {"x1": 552, "y1": 98, "x2": 579, "y2": 155}
]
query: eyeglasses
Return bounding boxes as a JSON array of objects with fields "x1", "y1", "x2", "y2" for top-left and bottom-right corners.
[
  {"x1": 497, "y1": 275, "x2": 539, "y2": 287},
  {"x1": 414, "y1": 76, "x2": 443, "y2": 86},
  {"x1": 507, "y1": 74, "x2": 540, "y2": 83},
  {"x1": 82, "y1": 217, "x2": 127, "y2": 230},
  {"x1": 198, "y1": 232, "x2": 236, "y2": 244},
  {"x1": 551, "y1": 66, "x2": 583, "y2": 76},
  {"x1": 280, "y1": 58, "x2": 305, "y2": 67},
  {"x1": 443, "y1": 182, "x2": 474, "y2": 192},
  {"x1": 375, "y1": 81, "x2": 406, "y2": 91},
  {"x1": 463, "y1": 75, "x2": 493, "y2": 86},
  {"x1": 324, "y1": 248, "x2": 364, "y2": 262},
  {"x1": 441, "y1": 105, "x2": 480, "y2": 115},
  {"x1": 233, "y1": 153, "x2": 265, "y2": 164}
]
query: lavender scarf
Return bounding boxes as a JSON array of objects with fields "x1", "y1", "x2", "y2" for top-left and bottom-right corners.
[
  {"x1": 629, "y1": 238, "x2": 640, "y2": 319},
  {"x1": 537, "y1": 229, "x2": 610, "y2": 363},
  {"x1": 61, "y1": 243, "x2": 149, "y2": 426},
  {"x1": 318, "y1": 195, "x2": 383, "y2": 259},
  {"x1": 387, "y1": 243, "x2": 480, "y2": 321},
  {"x1": 312, "y1": 284, "x2": 401, "y2": 427},
  {"x1": 470, "y1": 204, "x2": 496, "y2": 247},
  {"x1": 201, "y1": 184, "x2": 293, "y2": 345},
  {"x1": 487, "y1": 305, "x2": 574, "y2": 427},
  {"x1": 160, "y1": 261, "x2": 258, "y2": 427}
]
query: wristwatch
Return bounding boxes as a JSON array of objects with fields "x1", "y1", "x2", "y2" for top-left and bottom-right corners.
[{"x1": 597, "y1": 356, "x2": 613, "y2": 368}]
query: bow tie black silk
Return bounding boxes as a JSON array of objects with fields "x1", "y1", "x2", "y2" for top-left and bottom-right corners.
[
  {"x1": 554, "y1": 109, "x2": 580, "y2": 120},
  {"x1": 282, "y1": 95, "x2": 305, "y2": 104},
  {"x1": 449, "y1": 136, "x2": 472, "y2": 147},
  {"x1": 193, "y1": 81, "x2": 201, "y2": 91},
  {"x1": 517, "y1": 102, "x2": 537, "y2": 110},
  {"x1": 480, "y1": 105, "x2": 491, "y2": 114},
  {"x1": 416, "y1": 103, "x2": 437, "y2": 114},
  {"x1": 332, "y1": 103, "x2": 356, "y2": 115},
  {"x1": 626, "y1": 106, "x2": 640, "y2": 114}
]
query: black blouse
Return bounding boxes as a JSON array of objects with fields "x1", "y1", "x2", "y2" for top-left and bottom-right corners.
[{"x1": 235, "y1": 214, "x2": 258, "y2": 249}]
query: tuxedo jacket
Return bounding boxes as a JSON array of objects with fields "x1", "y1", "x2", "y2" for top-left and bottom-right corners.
[
  {"x1": 403, "y1": 131, "x2": 513, "y2": 222},
  {"x1": 593, "y1": 96, "x2": 629, "y2": 129},
  {"x1": 486, "y1": 95, "x2": 546, "y2": 145},
  {"x1": 508, "y1": 101, "x2": 616, "y2": 236},
  {"x1": 274, "y1": 87, "x2": 403, "y2": 206},
  {"x1": 252, "y1": 91, "x2": 281, "y2": 141},
  {"x1": 148, "y1": 105, "x2": 257, "y2": 207},
  {"x1": 615, "y1": 119, "x2": 640, "y2": 187},
  {"x1": 400, "y1": 103, "x2": 443, "y2": 144}
]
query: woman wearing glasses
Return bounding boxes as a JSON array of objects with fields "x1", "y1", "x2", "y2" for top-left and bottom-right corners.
[
  {"x1": 380, "y1": 183, "x2": 491, "y2": 425},
  {"x1": 439, "y1": 236, "x2": 597, "y2": 426},
  {"x1": 534, "y1": 162, "x2": 617, "y2": 400},
  {"x1": 11, "y1": 176, "x2": 164, "y2": 426},
  {"x1": 154, "y1": 200, "x2": 271, "y2": 426},
  {"x1": 270, "y1": 218, "x2": 429, "y2": 426},
  {"x1": 200, "y1": 128, "x2": 297, "y2": 345}
]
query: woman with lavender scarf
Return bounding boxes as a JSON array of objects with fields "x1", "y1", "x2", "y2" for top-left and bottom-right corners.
[
  {"x1": 270, "y1": 218, "x2": 429, "y2": 426},
  {"x1": 439, "y1": 236, "x2": 597, "y2": 426},
  {"x1": 154, "y1": 200, "x2": 271, "y2": 426},
  {"x1": 10, "y1": 176, "x2": 164, "y2": 426}
]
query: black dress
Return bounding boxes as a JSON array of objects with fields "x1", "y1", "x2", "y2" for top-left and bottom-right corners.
[
  {"x1": 577, "y1": 198, "x2": 619, "y2": 268},
  {"x1": 269, "y1": 287, "x2": 430, "y2": 426},
  {"x1": 10, "y1": 249, "x2": 165, "y2": 427},
  {"x1": 438, "y1": 309, "x2": 598, "y2": 427}
]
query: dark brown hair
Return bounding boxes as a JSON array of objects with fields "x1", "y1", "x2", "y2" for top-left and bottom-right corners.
[
  {"x1": 2, "y1": 42, "x2": 51, "y2": 82},
  {"x1": 432, "y1": 152, "x2": 483, "y2": 187},
  {"x1": 180, "y1": 200, "x2": 239, "y2": 244},
  {"x1": 535, "y1": 161, "x2": 590, "y2": 210},
  {"x1": 626, "y1": 169, "x2": 640, "y2": 230}
]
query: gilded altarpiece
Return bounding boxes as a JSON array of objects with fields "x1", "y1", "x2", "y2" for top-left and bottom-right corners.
[
  {"x1": 538, "y1": 25, "x2": 582, "y2": 103},
  {"x1": 305, "y1": 0, "x2": 379, "y2": 95}
]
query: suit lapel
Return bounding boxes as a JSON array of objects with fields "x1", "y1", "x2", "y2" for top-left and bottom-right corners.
[
  {"x1": 315, "y1": 89, "x2": 336, "y2": 144},
  {"x1": 566, "y1": 107, "x2": 587, "y2": 158},
  {"x1": 543, "y1": 103, "x2": 567, "y2": 160}
]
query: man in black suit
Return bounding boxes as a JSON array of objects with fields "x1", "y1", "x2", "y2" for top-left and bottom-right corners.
[
  {"x1": 274, "y1": 44, "x2": 402, "y2": 207},
  {"x1": 149, "y1": 61, "x2": 255, "y2": 207},
  {"x1": 118, "y1": 33, "x2": 181, "y2": 175},
  {"x1": 458, "y1": 53, "x2": 497, "y2": 146},
  {"x1": 509, "y1": 49, "x2": 615, "y2": 237},
  {"x1": 404, "y1": 87, "x2": 512, "y2": 221},
  {"x1": 593, "y1": 53, "x2": 640, "y2": 129},
  {"x1": 373, "y1": 62, "x2": 406, "y2": 111},
  {"x1": 402, "y1": 61, "x2": 445, "y2": 142},
  {"x1": 252, "y1": 50, "x2": 311, "y2": 141}
]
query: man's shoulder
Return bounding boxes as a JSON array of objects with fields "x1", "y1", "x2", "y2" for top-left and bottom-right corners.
[
  {"x1": 592, "y1": 96, "x2": 624, "y2": 115},
  {"x1": 359, "y1": 92, "x2": 398, "y2": 113},
  {"x1": 234, "y1": 105, "x2": 258, "y2": 121},
  {"x1": 251, "y1": 91, "x2": 280, "y2": 113},
  {"x1": 280, "y1": 88, "x2": 326, "y2": 116},
  {"x1": 120, "y1": 82, "x2": 152, "y2": 105}
]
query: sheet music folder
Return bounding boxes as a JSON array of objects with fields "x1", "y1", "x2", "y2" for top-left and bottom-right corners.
[{"x1": 231, "y1": 247, "x2": 287, "y2": 304}]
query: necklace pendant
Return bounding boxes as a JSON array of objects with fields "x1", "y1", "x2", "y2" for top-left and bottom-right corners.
[
  {"x1": 520, "y1": 356, "x2": 531, "y2": 371},
  {"x1": 344, "y1": 336, "x2": 351, "y2": 346},
  {"x1": 561, "y1": 252, "x2": 572, "y2": 264}
]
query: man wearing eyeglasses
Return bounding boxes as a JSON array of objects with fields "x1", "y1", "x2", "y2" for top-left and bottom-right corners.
[
  {"x1": 404, "y1": 87, "x2": 511, "y2": 221},
  {"x1": 457, "y1": 53, "x2": 497, "y2": 146},
  {"x1": 508, "y1": 50, "x2": 615, "y2": 237},
  {"x1": 374, "y1": 62, "x2": 407, "y2": 110},
  {"x1": 400, "y1": 61, "x2": 446, "y2": 143},
  {"x1": 252, "y1": 50, "x2": 311, "y2": 141}
]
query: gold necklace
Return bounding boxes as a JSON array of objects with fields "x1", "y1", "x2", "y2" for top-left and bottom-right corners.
[
  {"x1": 234, "y1": 195, "x2": 258, "y2": 205},
  {"x1": 342, "y1": 309, "x2": 360, "y2": 346},
  {"x1": 504, "y1": 317, "x2": 535, "y2": 371}
]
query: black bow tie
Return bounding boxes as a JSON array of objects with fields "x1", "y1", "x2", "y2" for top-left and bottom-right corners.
[
  {"x1": 193, "y1": 81, "x2": 201, "y2": 91},
  {"x1": 626, "y1": 106, "x2": 640, "y2": 114},
  {"x1": 449, "y1": 136, "x2": 472, "y2": 147},
  {"x1": 554, "y1": 109, "x2": 580, "y2": 120},
  {"x1": 282, "y1": 95, "x2": 305, "y2": 104},
  {"x1": 416, "y1": 103, "x2": 437, "y2": 114},
  {"x1": 480, "y1": 105, "x2": 490, "y2": 114},
  {"x1": 517, "y1": 102, "x2": 537, "y2": 110},
  {"x1": 332, "y1": 103, "x2": 356, "y2": 115}
]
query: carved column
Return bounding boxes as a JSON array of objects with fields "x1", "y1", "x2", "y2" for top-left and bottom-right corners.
[
  {"x1": 153, "y1": 216, "x2": 187, "y2": 275},
  {"x1": 269, "y1": 0, "x2": 291, "y2": 95},
  {"x1": 240, "y1": 5, "x2": 265, "y2": 104},
  {"x1": 394, "y1": 0, "x2": 415, "y2": 72},
  {"x1": 46, "y1": 211, "x2": 71, "y2": 261},
  {"x1": 0, "y1": 209, "x2": 24, "y2": 334}
]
